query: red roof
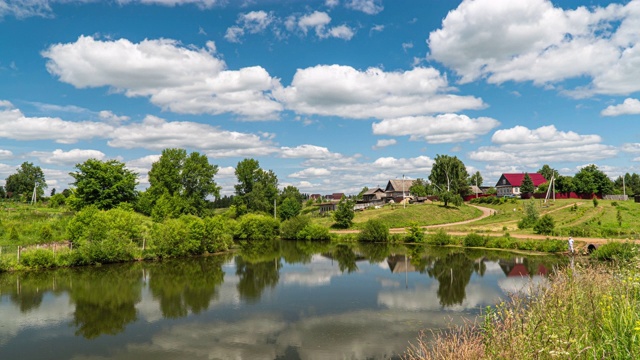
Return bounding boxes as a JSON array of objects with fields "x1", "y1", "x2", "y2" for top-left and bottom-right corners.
[{"x1": 500, "y1": 173, "x2": 547, "y2": 187}]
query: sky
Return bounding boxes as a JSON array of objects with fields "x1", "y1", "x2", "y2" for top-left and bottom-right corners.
[{"x1": 1, "y1": 0, "x2": 640, "y2": 196}]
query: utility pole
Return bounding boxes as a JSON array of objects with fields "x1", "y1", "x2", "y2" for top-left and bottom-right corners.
[{"x1": 402, "y1": 174, "x2": 406, "y2": 209}]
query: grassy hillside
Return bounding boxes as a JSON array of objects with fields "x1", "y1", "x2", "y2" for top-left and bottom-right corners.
[{"x1": 311, "y1": 202, "x2": 482, "y2": 229}]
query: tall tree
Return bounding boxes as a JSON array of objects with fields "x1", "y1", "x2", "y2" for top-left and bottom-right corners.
[
  {"x1": 429, "y1": 155, "x2": 469, "y2": 196},
  {"x1": 555, "y1": 175, "x2": 575, "y2": 194},
  {"x1": 520, "y1": 173, "x2": 535, "y2": 194},
  {"x1": 537, "y1": 164, "x2": 559, "y2": 182},
  {"x1": 409, "y1": 178, "x2": 430, "y2": 197},
  {"x1": 573, "y1": 164, "x2": 613, "y2": 195},
  {"x1": 5, "y1": 162, "x2": 47, "y2": 201},
  {"x1": 234, "y1": 159, "x2": 278, "y2": 214},
  {"x1": 69, "y1": 159, "x2": 138, "y2": 210},
  {"x1": 468, "y1": 171, "x2": 483, "y2": 187},
  {"x1": 145, "y1": 148, "x2": 220, "y2": 217}
]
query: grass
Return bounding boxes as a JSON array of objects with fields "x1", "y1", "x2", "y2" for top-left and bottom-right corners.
[
  {"x1": 311, "y1": 202, "x2": 482, "y2": 230},
  {"x1": 405, "y1": 259, "x2": 640, "y2": 359},
  {"x1": 0, "y1": 201, "x2": 72, "y2": 246}
]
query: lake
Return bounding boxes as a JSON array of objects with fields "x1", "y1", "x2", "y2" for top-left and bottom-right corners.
[{"x1": 0, "y1": 241, "x2": 566, "y2": 359}]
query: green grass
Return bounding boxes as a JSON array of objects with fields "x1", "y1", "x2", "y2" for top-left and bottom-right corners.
[
  {"x1": 0, "y1": 201, "x2": 73, "y2": 246},
  {"x1": 313, "y1": 202, "x2": 482, "y2": 229}
]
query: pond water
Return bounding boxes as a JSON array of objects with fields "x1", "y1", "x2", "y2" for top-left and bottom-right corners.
[{"x1": 0, "y1": 241, "x2": 566, "y2": 360}]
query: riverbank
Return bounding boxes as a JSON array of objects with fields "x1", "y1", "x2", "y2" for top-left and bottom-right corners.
[{"x1": 404, "y1": 257, "x2": 640, "y2": 359}]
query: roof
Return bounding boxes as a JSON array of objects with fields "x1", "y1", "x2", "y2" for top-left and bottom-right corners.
[
  {"x1": 363, "y1": 187, "x2": 384, "y2": 195},
  {"x1": 385, "y1": 179, "x2": 416, "y2": 192},
  {"x1": 469, "y1": 185, "x2": 483, "y2": 194},
  {"x1": 497, "y1": 173, "x2": 547, "y2": 187}
]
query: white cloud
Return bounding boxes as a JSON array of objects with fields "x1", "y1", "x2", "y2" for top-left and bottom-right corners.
[
  {"x1": 225, "y1": 11, "x2": 275, "y2": 43},
  {"x1": 372, "y1": 114, "x2": 499, "y2": 143},
  {"x1": 372, "y1": 156, "x2": 433, "y2": 172},
  {"x1": 402, "y1": 42, "x2": 413, "y2": 52},
  {"x1": 346, "y1": 0, "x2": 383, "y2": 15},
  {"x1": 0, "y1": 149, "x2": 13, "y2": 160},
  {"x1": 275, "y1": 65, "x2": 485, "y2": 119},
  {"x1": 279, "y1": 144, "x2": 343, "y2": 159},
  {"x1": 0, "y1": 100, "x2": 113, "y2": 143},
  {"x1": 326, "y1": 25, "x2": 355, "y2": 40},
  {"x1": 289, "y1": 167, "x2": 331, "y2": 178},
  {"x1": 116, "y1": 0, "x2": 221, "y2": 8},
  {"x1": 470, "y1": 125, "x2": 618, "y2": 166},
  {"x1": 98, "y1": 110, "x2": 130, "y2": 124},
  {"x1": 294, "y1": 11, "x2": 355, "y2": 40},
  {"x1": 108, "y1": 115, "x2": 278, "y2": 157},
  {"x1": 325, "y1": 0, "x2": 339, "y2": 7},
  {"x1": 29, "y1": 148, "x2": 106, "y2": 165},
  {"x1": 298, "y1": 11, "x2": 332, "y2": 36},
  {"x1": 622, "y1": 143, "x2": 640, "y2": 153},
  {"x1": 428, "y1": 0, "x2": 640, "y2": 96},
  {"x1": 601, "y1": 98, "x2": 640, "y2": 116},
  {"x1": 43, "y1": 36, "x2": 282, "y2": 120},
  {"x1": 370, "y1": 24, "x2": 384, "y2": 34},
  {"x1": 372, "y1": 139, "x2": 396, "y2": 149}
]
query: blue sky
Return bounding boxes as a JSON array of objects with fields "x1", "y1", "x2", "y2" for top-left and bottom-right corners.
[{"x1": 1, "y1": 0, "x2": 639, "y2": 196}]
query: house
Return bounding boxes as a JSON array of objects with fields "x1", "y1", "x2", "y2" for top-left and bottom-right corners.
[
  {"x1": 495, "y1": 173, "x2": 547, "y2": 197},
  {"x1": 317, "y1": 202, "x2": 337, "y2": 215},
  {"x1": 310, "y1": 194, "x2": 322, "y2": 200},
  {"x1": 327, "y1": 193, "x2": 345, "y2": 201},
  {"x1": 384, "y1": 179, "x2": 415, "y2": 201},
  {"x1": 362, "y1": 187, "x2": 385, "y2": 202}
]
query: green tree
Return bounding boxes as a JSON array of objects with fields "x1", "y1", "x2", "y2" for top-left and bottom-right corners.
[
  {"x1": 145, "y1": 148, "x2": 220, "y2": 218},
  {"x1": 409, "y1": 178, "x2": 430, "y2": 197},
  {"x1": 555, "y1": 175, "x2": 575, "y2": 193},
  {"x1": 234, "y1": 159, "x2": 278, "y2": 214},
  {"x1": 537, "y1": 164, "x2": 559, "y2": 182},
  {"x1": 5, "y1": 162, "x2": 47, "y2": 201},
  {"x1": 278, "y1": 197, "x2": 301, "y2": 221},
  {"x1": 533, "y1": 214, "x2": 555, "y2": 235},
  {"x1": 356, "y1": 186, "x2": 369, "y2": 200},
  {"x1": 520, "y1": 173, "x2": 535, "y2": 194},
  {"x1": 0, "y1": 186, "x2": 5, "y2": 199},
  {"x1": 429, "y1": 155, "x2": 469, "y2": 197},
  {"x1": 518, "y1": 200, "x2": 539, "y2": 229},
  {"x1": 69, "y1": 159, "x2": 138, "y2": 210},
  {"x1": 574, "y1": 164, "x2": 613, "y2": 195},
  {"x1": 333, "y1": 197, "x2": 355, "y2": 229},
  {"x1": 468, "y1": 171, "x2": 483, "y2": 187}
]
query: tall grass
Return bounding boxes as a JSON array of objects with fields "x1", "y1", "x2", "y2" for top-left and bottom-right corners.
[{"x1": 405, "y1": 261, "x2": 640, "y2": 359}]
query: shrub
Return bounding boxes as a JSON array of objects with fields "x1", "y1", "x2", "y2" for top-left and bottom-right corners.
[
  {"x1": 593, "y1": 197, "x2": 599, "y2": 207},
  {"x1": 485, "y1": 236, "x2": 516, "y2": 249},
  {"x1": 20, "y1": 248, "x2": 55, "y2": 269},
  {"x1": 535, "y1": 239, "x2": 566, "y2": 253},
  {"x1": 358, "y1": 219, "x2": 389, "y2": 242},
  {"x1": 591, "y1": 241, "x2": 637, "y2": 262},
  {"x1": 405, "y1": 222, "x2": 425, "y2": 243},
  {"x1": 151, "y1": 218, "x2": 199, "y2": 258},
  {"x1": 533, "y1": 214, "x2": 555, "y2": 235},
  {"x1": 49, "y1": 193, "x2": 67, "y2": 208},
  {"x1": 463, "y1": 233, "x2": 486, "y2": 247},
  {"x1": 611, "y1": 201, "x2": 618, "y2": 207},
  {"x1": 518, "y1": 200, "x2": 539, "y2": 229},
  {"x1": 333, "y1": 198, "x2": 355, "y2": 228},
  {"x1": 281, "y1": 216, "x2": 311, "y2": 240},
  {"x1": 236, "y1": 214, "x2": 280, "y2": 241},
  {"x1": 428, "y1": 229, "x2": 453, "y2": 246},
  {"x1": 297, "y1": 224, "x2": 331, "y2": 241},
  {"x1": 39, "y1": 223, "x2": 54, "y2": 242},
  {"x1": 202, "y1": 216, "x2": 235, "y2": 253}
]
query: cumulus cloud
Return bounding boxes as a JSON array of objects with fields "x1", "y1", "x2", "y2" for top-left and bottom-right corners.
[
  {"x1": 29, "y1": 148, "x2": 106, "y2": 165},
  {"x1": 42, "y1": 36, "x2": 282, "y2": 120},
  {"x1": 601, "y1": 98, "x2": 640, "y2": 116},
  {"x1": 372, "y1": 139, "x2": 396, "y2": 149},
  {"x1": 224, "y1": 11, "x2": 275, "y2": 43},
  {"x1": 0, "y1": 149, "x2": 14, "y2": 160},
  {"x1": 428, "y1": 0, "x2": 640, "y2": 96},
  {"x1": 98, "y1": 110, "x2": 130, "y2": 124},
  {"x1": 346, "y1": 0, "x2": 383, "y2": 15},
  {"x1": 108, "y1": 115, "x2": 278, "y2": 158},
  {"x1": 288, "y1": 167, "x2": 331, "y2": 179},
  {"x1": 290, "y1": 11, "x2": 355, "y2": 40},
  {"x1": 372, "y1": 114, "x2": 499, "y2": 143},
  {"x1": 0, "y1": 100, "x2": 113, "y2": 143},
  {"x1": 275, "y1": 65, "x2": 485, "y2": 119},
  {"x1": 469, "y1": 125, "x2": 618, "y2": 166},
  {"x1": 279, "y1": 144, "x2": 343, "y2": 159}
]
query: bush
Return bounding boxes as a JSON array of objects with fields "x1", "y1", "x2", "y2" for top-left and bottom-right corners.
[
  {"x1": 485, "y1": 236, "x2": 516, "y2": 249},
  {"x1": 151, "y1": 217, "x2": 199, "y2": 258},
  {"x1": 202, "y1": 216, "x2": 235, "y2": 253},
  {"x1": 333, "y1": 198, "x2": 355, "y2": 228},
  {"x1": 20, "y1": 248, "x2": 55, "y2": 269},
  {"x1": 297, "y1": 224, "x2": 331, "y2": 241},
  {"x1": 428, "y1": 229, "x2": 453, "y2": 246},
  {"x1": 236, "y1": 214, "x2": 280, "y2": 241},
  {"x1": 463, "y1": 233, "x2": 486, "y2": 247},
  {"x1": 49, "y1": 193, "x2": 67, "y2": 208},
  {"x1": 533, "y1": 214, "x2": 555, "y2": 235},
  {"x1": 405, "y1": 223, "x2": 425, "y2": 243},
  {"x1": 593, "y1": 197, "x2": 599, "y2": 207},
  {"x1": 591, "y1": 241, "x2": 637, "y2": 262},
  {"x1": 280, "y1": 216, "x2": 311, "y2": 240},
  {"x1": 358, "y1": 219, "x2": 389, "y2": 242},
  {"x1": 518, "y1": 200, "x2": 539, "y2": 229}
]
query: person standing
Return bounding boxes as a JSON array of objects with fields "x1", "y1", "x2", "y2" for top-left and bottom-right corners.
[{"x1": 568, "y1": 236, "x2": 574, "y2": 254}]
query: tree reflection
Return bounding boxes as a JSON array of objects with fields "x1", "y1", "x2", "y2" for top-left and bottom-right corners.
[
  {"x1": 427, "y1": 252, "x2": 474, "y2": 307},
  {"x1": 69, "y1": 265, "x2": 142, "y2": 339},
  {"x1": 148, "y1": 256, "x2": 226, "y2": 318},
  {"x1": 332, "y1": 244, "x2": 358, "y2": 273},
  {"x1": 358, "y1": 242, "x2": 391, "y2": 264},
  {"x1": 235, "y1": 255, "x2": 281, "y2": 303}
]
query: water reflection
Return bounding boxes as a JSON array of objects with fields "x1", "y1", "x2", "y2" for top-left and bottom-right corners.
[{"x1": 0, "y1": 242, "x2": 566, "y2": 359}]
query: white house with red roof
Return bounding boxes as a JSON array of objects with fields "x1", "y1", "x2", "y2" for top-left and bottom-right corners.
[{"x1": 495, "y1": 173, "x2": 547, "y2": 197}]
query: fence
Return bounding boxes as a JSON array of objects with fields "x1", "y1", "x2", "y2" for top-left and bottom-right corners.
[{"x1": 0, "y1": 243, "x2": 72, "y2": 263}]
